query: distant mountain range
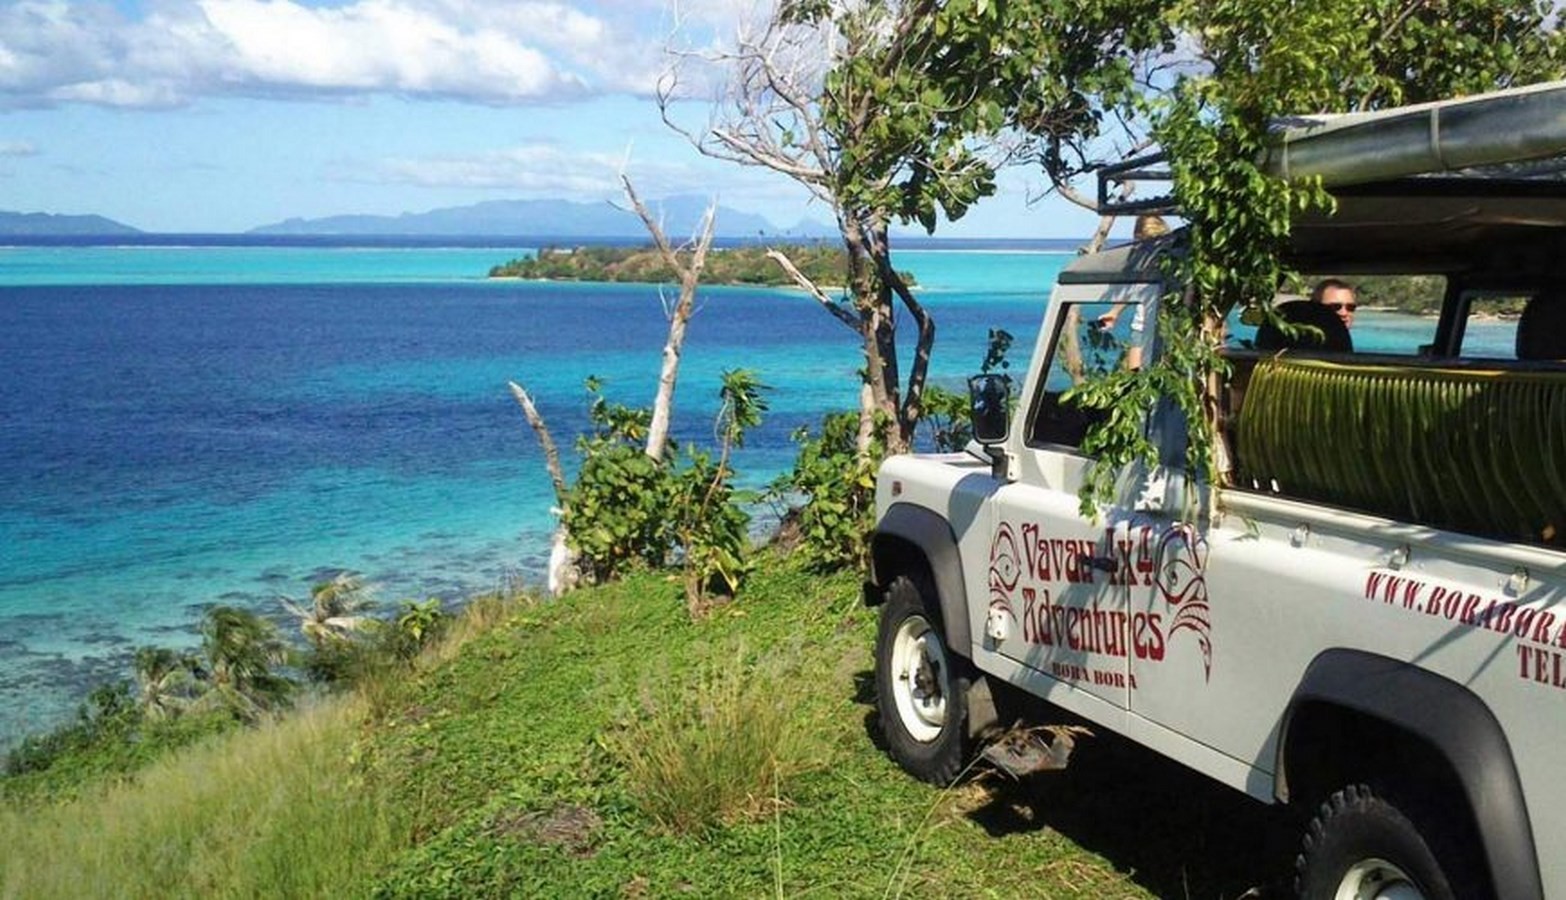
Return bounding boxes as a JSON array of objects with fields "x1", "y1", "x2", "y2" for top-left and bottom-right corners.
[
  {"x1": 0, "y1": 210, "x2": 141, "y2": 236},
  {"x1": 1, "y1": 198, "x2": 836, "y2": 239},
  {"x1": 248, "y1": 197, "x2": 836, "y2": 239}
]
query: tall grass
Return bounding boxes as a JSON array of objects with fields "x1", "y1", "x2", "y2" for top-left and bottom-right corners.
[
  {"x1": 0, "y1": 696, "x2": 407, "y2": 899},
  {"x1": 609, "y1": 641, "x2": 829, "y2": 834}
]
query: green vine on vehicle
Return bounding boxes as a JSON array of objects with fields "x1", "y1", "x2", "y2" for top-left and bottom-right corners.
[{"x1": 1066, "y1": 0, "x2": 1562, "y2": 520}]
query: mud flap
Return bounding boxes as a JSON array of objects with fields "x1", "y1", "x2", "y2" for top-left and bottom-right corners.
[{"x1": 965, "y1": 675, "x2": 999, "y2": 740}]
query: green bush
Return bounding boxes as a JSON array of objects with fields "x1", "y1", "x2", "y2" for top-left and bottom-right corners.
[
  {"x1": 916, "y1": 328, "x2": 1016, "y2": 452},
  {"x1": 4, "y1": 681, "x2": 139, "y2": 778},
  {"x1": 669, "y1": 371, "x2": 767, "y2": 611},
  {"x1": 562, "y1": 381, "x2": 674, "y2": 582},
  {"x1": 918, "y1": 384, "x2": 973, "y2": 452},
  {"x1": 562, "y1": 373, "x2": 767, "y2": 608},
  {"x1": 384, "y1": 598, "x2": 449, "y2": 662},
  {"x1": 771, "y1": 411, "x2": 881, "y2": 571}
]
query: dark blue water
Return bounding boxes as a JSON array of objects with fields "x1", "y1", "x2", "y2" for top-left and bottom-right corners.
[{"x1": 0, "y1": 248, "x2": 1060, "y2": 743}]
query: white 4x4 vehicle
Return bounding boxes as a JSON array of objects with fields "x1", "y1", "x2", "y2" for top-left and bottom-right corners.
[{"x1": 868, "y1": 82, "x2": 1566, "y2": 899}]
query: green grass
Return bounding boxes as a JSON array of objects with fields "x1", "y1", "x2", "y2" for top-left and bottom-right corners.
[
  {"x1": 607, "y1": 639, "x2": 833, "y2": 834},
  {"x1": 0, "y1": 696, "x2": 408, "y2": 899},
  {"x1": 1, "y1": 553, "x2": 1294, "y2": 898}
]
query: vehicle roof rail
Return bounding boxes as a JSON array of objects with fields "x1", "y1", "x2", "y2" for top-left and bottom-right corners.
[{"x1": 1097, "y1": 152, "x2": 1178, "y2": 216}]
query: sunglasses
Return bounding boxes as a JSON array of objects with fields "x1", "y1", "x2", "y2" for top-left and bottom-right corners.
[{"x1": 1323, "y1": 302, "x2": 1358, "y2": 312}]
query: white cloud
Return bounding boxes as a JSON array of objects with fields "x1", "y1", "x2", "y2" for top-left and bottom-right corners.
[
  {"x1": 49, "y1": 78, "x2": 185, "y2": 108},
  {"x1": 0, "y1": 0, "x2": 726, "y2": 109},
  {"x1": 193, "y1": 0, "x2": 582, "y2": 100},
  {"x1": 0, "y1": 141, "x2": 39, "y2": 158},
  {"x1": 343, "y1": 144, "x2": 627, "y2": 195}
]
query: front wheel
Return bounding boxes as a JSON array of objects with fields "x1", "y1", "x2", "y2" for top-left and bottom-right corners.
[
  {"x1": 874, "y1": 575, "x2": 972, "y2": 785},
  {"x1": 1296, "y1": 784, "x2": 1479, "y2": 900}
]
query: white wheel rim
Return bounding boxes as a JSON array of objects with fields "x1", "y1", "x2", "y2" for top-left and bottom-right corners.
[
  {"x1": 1335, "y1": 859, "x2": 1425, "y2": 900},
  {"x1": 890, "y1": 614, "x2": 948, "y2": 743}
]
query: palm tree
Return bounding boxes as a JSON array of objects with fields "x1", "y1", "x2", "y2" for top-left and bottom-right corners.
[
  {"x1": 279, "y1": 572, "x2": 375, "y2": 647},
  {"x1": 198, "y1": 605, "x2": 294, "y2": 720},
  {"x1": 132, "y1": 646, "x2": 202, "y2": 721}
]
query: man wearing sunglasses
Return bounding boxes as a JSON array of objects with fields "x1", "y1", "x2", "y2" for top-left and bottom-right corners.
[{"x1": 1312, "y1": 277, "x2": 1359, "y2": 328}]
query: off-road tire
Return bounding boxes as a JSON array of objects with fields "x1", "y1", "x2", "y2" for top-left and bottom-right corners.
[
  {"x1": 874, "y1": 574, "x2": 973, "y2": 785},
  {"x1": 1296, "y1": 783, "x2": 1482, "y2": 900}
]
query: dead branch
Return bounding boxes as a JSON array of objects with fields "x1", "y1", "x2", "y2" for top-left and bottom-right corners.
[
  {"x1": 765, "y1": 248, "x2": 860, "y2": 330},
  {"x1": 508, "y1": 380, "x2": 567, "y2": 508}
]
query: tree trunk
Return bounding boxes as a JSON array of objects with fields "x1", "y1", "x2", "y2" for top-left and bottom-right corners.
[
  {"x1": 856, "y1": 381, "x2": 876, "y2": 456},
  {"x1": 646, "y1": 281, "x2": 696, "y2": 462},
  {"x1": 843, "y1": 216, "x2": 902, "y2": 457},
  {"x1": 620, "y1": 174, "x2": 716, "y2": 462},
  {"x1": 872, "y1": 233, "x2": 933, "y2": 453}
]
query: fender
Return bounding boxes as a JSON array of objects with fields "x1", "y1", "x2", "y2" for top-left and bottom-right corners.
[
  {"x1": 868, "y1": 503, "x2": 972, "y2": 659},
  {"x1": 1279, "y1": 648, "x2": 1541, "y2": 900}
]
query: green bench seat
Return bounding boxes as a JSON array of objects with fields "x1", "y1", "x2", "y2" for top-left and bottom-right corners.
[{"x1": 1235, "y1": 357, "x2": 1566, "y2": 547}]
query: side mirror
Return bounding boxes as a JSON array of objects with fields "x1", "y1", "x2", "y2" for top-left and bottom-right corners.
[{"x1": 967, "y1": 373, "x2": 1011, "y2": 444}]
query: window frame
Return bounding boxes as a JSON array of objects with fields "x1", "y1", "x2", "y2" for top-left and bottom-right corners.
[{"x1": 1023, "y1": 282, "x2": 1163, "y2": 455}]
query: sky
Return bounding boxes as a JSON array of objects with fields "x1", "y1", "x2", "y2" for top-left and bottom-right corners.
[{"x1": 0, "y1": 0, "x2": 1107, "y2": 237}]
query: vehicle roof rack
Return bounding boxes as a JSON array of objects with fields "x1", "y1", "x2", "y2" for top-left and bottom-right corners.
[
  {"x1": 1092, "y1": 80, "x2": 1566, "y2": 218},
  {"x1": 1096, "y1": 152, "x2": 1177, "y2": 216}
]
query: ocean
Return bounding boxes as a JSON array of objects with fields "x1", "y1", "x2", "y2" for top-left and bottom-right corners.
[
  {"x1": 0, "y1": 238, "x2": 1512, "y2": 745},
  {"x1": 0, "y1": 239, "x2": 1063, "y2": 743}
]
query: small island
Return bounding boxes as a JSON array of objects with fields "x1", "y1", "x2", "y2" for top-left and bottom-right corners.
[{"x1": 489, "y1": 243, "x2": 903, "y2": 287}]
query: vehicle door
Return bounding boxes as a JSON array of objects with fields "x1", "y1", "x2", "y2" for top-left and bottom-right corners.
[{"x1": 985, "y1": 280, "x2": 1163, "y2": 711}]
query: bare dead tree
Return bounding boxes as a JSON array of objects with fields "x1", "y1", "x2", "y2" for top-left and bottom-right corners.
[
  {"x1": 659, "y1": 5, "x2": 932, "y2": 456},
  {"x1": 619, "y1": 173, "x2": 717, "y2": 463},
  {"x1": 506, "y1": 174, "x2": 717, "y2": 593}
]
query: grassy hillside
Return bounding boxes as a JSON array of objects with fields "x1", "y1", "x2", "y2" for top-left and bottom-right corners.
[{"x1": 1, "y1": 554, "x2": 1292, "y2": 898}]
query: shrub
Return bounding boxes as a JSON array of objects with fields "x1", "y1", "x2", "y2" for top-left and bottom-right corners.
[
  {"x1": 383, "y1": 598, "x2": 448, "y2": 662},
  {"x1": 3, "y1": 681, "x2": 139, "y2": 777},
  {"x1": 562, "y1": 373, "x2": 767, "y2": 608},
  {"x1": 770, "y1": 411, "x2": 881, "y2": 571},
  {"x1": 918, "y1": 327, "x2": 1016, "y2": 453},
  {"x1": 668, "y1": 370, "x2": 767, "y2": 612},
  {"x1": 918, "y1": 384, "x2": 973, "y2": 452},
  {"x1": 562, "y1": 381, "x2": 674, "y2": 583}
]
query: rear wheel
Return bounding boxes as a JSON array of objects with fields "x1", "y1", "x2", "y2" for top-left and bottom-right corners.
[
  {"x1": 874, "y1": 574, "x2": 973, "y2": 785},
  {"x1": 1296, "y1": 784, "x2": 1478, "y2": 900}
]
